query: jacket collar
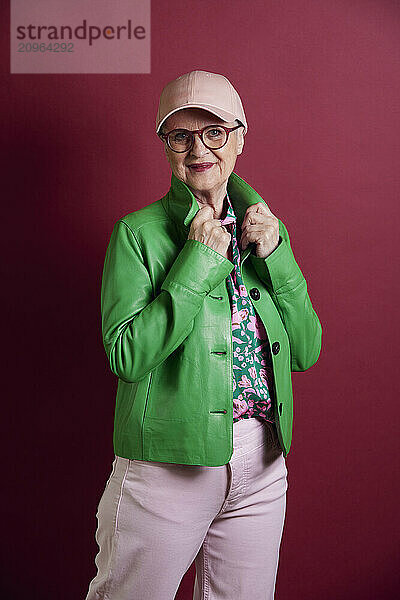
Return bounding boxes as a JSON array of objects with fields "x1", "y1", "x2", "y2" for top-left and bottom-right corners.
[{"x1": 165, "y1": 170, "x2": 270, "y2": 249}]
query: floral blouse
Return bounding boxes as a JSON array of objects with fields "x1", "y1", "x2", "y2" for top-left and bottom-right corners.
[{"x1": 220, "y1": 192, "x2": 276, "y2": 424}]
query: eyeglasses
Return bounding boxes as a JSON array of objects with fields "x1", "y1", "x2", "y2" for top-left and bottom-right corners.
[{"x1": 158, "y1": 123, "x2": 244, "y2": 153}]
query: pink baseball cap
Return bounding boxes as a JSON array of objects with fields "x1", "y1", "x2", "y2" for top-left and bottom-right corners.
[{"x1": 156, "y1": 70, "x2": 248, "y2": 135}]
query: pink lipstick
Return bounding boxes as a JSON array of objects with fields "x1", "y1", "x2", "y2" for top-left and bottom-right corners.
[{"x1": 188, "y1": 163, "x2": 215, "y2": 172}]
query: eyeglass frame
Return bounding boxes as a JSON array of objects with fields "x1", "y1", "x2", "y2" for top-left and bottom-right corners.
[{"x1": 158, "y1": 123, "x2": 244, "y2": 153}]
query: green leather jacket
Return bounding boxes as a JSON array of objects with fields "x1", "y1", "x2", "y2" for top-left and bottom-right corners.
[{"x1": 101, "y1": 171, "x2": 322, "y2": 466}]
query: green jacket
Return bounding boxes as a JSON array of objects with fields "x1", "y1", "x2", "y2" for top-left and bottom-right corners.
[{"x1": 101, "y1": 171, "x2": 322, "y2": 466}]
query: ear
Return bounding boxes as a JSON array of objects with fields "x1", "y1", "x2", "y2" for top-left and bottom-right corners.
[{"x1": 236, "y1": 129, "x2": 245, "y2": 156}]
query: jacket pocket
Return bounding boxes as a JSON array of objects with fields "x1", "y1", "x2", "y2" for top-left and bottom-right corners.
[
  {"x1": 142, "y1": 371, "x2": 153, "y2": 422},
  {"x1": 118, "y1": 375, "x2": 152, "y2": 434},
  {"x1": 143, "y1": 358, "x2": 203, "y2": 421}
]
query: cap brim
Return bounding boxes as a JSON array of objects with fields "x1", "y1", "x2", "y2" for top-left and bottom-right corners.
[{"x1": 157, "y1": 104, "x2": 247, "y2": 134}]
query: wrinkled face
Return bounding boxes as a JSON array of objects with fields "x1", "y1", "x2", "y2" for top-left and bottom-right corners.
[{"x1": 160, "y1": 108, "x2": 245, "y2": 195}]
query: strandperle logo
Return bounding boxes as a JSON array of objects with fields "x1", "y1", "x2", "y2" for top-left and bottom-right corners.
[
  {"x1": 15, "y1": 19, "x2": 146, "y2": 47},
  {"x1": 11, "y1": 0, "x2": 150, "y2": 74}
]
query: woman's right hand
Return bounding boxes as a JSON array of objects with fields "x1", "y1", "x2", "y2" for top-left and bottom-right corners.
[{"x1": 188, "y1": 205, "x2": 231, "y2": 260}]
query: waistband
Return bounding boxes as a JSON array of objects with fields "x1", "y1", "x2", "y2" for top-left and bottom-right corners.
[
  {"x1": 232, "y1": 417, "x2": 279, "y2": 456},
  {"x1": 233, "y1": 416, "x2": 265, "y2": 438}
]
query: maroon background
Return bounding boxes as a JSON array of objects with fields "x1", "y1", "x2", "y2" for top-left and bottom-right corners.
[{"x1": 2, "y1": 0, "x2": 399, "y2": 598}]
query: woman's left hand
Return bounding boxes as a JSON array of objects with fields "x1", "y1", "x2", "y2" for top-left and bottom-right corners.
[{"x1": 239, "y1": 202, "x2": 280, "y2": 258}]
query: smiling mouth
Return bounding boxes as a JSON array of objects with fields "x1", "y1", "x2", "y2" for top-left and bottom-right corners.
[{"x1": 187, "y1": 163, "x2": 215, "y2": 171}]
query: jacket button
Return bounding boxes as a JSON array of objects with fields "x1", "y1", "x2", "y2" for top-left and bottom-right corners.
[
  {"x1": 249, "y1": 287, "x2": 260, "y2": 300},
  {"x1": 272, "y1": 341, "x2": 280, "y2": 355}
]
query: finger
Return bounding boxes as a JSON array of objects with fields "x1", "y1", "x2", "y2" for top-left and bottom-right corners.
[
  {"x1": 240, "y1": 231, "x2": 261, "y2": 250},
  {"x1": 242, "y1": 202, "x2": 274, "y2": 229},
  {"x1": 191, "y1": 204, "x2": 214, "y2": 226},
  {"x1": 241, "y1": 215, "x2": 276, "y2": 234},
  {"x1": 254, "y1": 201, "x2": 275, "y2": 216},
  {"x1": 204, "y1": 220, "x2": 231, "y2": 239},
  {"x1": 240, "y1": 225, "x2": 270, "y2": 237},
  {"x1": 243, "y1": 231, "x2": 279, "y2": 253},
  {"x1": 240, "y1": 230, "x2": 258, "y2": 250},
  {"x1": 242, "y1": 202, "x2": 266, "y2": 225},
  {"x1": 241, "y1": 213, "x2": 268, "y2": 229}
]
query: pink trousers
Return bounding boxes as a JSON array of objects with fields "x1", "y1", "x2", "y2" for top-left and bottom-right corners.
[{"x1": 84, "y1": 417, "x2": 288, "y2": 600}]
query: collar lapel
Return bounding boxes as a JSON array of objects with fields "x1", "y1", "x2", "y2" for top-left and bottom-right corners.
[{"x1": 165, "y1": 170, "x2": 270, "y2": 261}]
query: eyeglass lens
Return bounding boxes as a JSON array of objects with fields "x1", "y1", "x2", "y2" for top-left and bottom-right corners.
[{"x1": 168, "y1": 126, "x2": 227, "y2": 151}]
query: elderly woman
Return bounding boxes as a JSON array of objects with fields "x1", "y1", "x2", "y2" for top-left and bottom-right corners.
[{"x1": 85, "y1": 70, "x2": 322, "y2": 600}]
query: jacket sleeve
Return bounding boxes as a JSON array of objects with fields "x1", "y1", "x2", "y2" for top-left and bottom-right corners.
[
  {"x1": 250, "y1": 219, "x2": 322, "y2": 371},
  {"x1": 101, "y1": 219, "x2": 235, "y2": 383}
]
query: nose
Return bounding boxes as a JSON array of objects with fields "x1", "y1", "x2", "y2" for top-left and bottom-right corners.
[{"x1": 190, "y1": 133, "x2": 211, "y2": 157}]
